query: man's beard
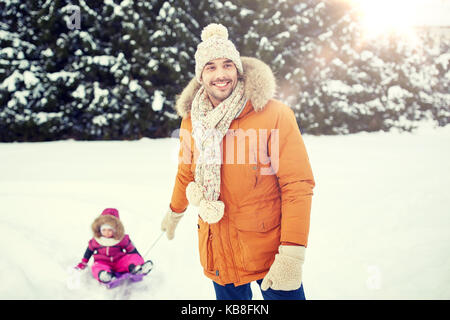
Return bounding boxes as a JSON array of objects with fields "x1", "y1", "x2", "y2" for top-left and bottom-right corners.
[{"x1": 204, "y1": 78, "x2": 237, "y2": 105}]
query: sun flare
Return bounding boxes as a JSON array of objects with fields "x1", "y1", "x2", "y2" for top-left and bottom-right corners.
[{"x1": 349, "y1": 0, "x2": 431, "y2": 38}]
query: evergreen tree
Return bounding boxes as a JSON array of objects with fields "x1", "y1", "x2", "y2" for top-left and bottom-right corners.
[
  {"x1": 1, "y1": 0, "x2": 448, "y2": 141},
  {"x1": 232, "y1": 0, "x2": 448, "y2": 134},
  {"x1": 0, "y1": 0, "x2": 70, "y2": 141},
  {"x1": 0, "y1": 0, "x2": 210, "y2": 141},
  {"x1": 207, "y1": 0, "x2": 360, "y2": 133}
]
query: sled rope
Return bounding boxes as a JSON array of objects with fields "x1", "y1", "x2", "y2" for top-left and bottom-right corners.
[{"x1": 142, "y1": 231, "x2": 165, "y2": 258}]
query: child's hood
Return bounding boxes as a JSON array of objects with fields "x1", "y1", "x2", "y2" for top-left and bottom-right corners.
[{"x1": 91, "y1": 208, "x2": 125, "y2": 240}]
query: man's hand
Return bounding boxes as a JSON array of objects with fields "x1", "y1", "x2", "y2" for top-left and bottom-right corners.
[
  {"x1": 161, "y1": 207, "x2": 184, "y2": 240},
  {"x1": 261, "y1": 245, "x2": 305, "y2": 291}
]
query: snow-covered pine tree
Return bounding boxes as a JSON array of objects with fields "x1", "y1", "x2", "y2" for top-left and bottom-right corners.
[
  {"x1": 151, "y1": 0, "x2": 220, "y2": 135},
  {"x1": 223, "y1": 0, "x2": 449, "y2": 134},
  {"x1": 208, "y1": 0, "x2": 360, "y2": 134},
  {"x1": 420, "y1": 30, "x2": 450, "y2": 127},
  {"x1": 0, "y1": 0, "x2": 207, "y2": 141},
  {"x1": 1, "y1": 0, "x2": 448, "y2": 141},
  {"x1": 66, "y1": 0, "x2": 188, "y2": 139},
  {"x1": 345, "y1": 26, "x2": 450, "y2": 133},
  {"x1": 0, "y1": 0, "x2": 72, "y2": 141}
]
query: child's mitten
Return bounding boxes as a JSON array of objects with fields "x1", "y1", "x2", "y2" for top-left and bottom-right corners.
[{"x1": 75, "y1": 258, "x2": 89, "y2": 270}]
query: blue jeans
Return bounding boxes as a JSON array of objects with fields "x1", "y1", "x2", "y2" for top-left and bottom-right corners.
[{"x1": 213, "y1": 280, "x2": 305, "y2": 300}]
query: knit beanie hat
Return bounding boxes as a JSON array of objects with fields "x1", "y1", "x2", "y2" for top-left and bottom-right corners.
[{"x1": 194, "y1": 23, "x2": 243, "y2": 83}]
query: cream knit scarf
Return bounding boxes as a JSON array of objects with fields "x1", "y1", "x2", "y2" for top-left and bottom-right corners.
[{"x1": 186, "y1": 80, "x2": 246, "y2": 223}]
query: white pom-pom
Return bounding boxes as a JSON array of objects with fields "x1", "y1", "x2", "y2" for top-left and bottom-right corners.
[
  {"x1": 199, "y1": 200, "x2": 225, "y2": 224},
  {"x1": 201, "y1": 23, "x2": 229, "y2": 41},
  {"x1": 186, "y1": 182, "x2": 203, "y2": 206}
]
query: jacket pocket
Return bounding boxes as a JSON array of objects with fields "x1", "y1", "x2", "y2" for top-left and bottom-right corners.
[
  {"x1": 197, "y1": 217, "x2": 214, "y2": 272},
  {"x1": 232, "y1": 212, "x2": 281, "y2": 273}
]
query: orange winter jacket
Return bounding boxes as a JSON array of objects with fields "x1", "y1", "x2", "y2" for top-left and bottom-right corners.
[{"x1": 169, "y1": 57, "x2": 315, "y2": 286}]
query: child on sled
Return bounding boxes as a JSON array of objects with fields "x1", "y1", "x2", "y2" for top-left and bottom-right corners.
[{"x1": 75, "y1": 208, "x2": 153, "y2": 284}]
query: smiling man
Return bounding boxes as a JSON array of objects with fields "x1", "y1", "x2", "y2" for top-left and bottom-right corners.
[
  {"x1": 201, "y1": 58, "x2": 239, "y2": 106},
  {"x1": 161, "y1": 23, "x2": 315, "y2": 300}
]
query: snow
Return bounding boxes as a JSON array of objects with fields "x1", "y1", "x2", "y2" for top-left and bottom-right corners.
[
  {"x1": 13, "y1": 90, "x2": 29, "y2": 105},
  {"x1": 259, "y1": 37, "x2": 274, "y2": 51},
  {"x1": 0, "y1": 47, "x2": 15, "y2": 58},
  {"x1": 436, "y1": 53, "x2": 450, "y2": 70},
  {"x1": 92, "y1": 115, "x2": 108, "y2": 126},
  {"x1": 47, "y1": 71, "x2": 78, "y2": 86},
  {"x1": 128, "y1": 80, "x2": 140, "y2": 92},
  {"x1": 152, "y1": 90, "x2": 164, "y2": 112},
  {"x1": 72, "y1": 84, "x2": 86, "y2": 100},
  {"x1": 239, "y1": 8, "x2": 254, "y2": 18},
  {"x1": 79, "y1": 31, "x2": 97, "y2": 50},
  {"x1": 41, "y1": 48, "x2": 54, "y2": 58},
  {"x1": 34, "y1": 112, "x2": 63, "y2": 125},
  {"x1": 323, "y1": 79, "x2": 359, "y2": 96},
  {"x1": 388, "y1": 85, "x2": 413, "y2": 101},
  {"x1": 1, "y1": 70, "x2": 22, "y2": 92},
  {"x1": 150, "y1": 30, "x2": 164, "y2": 41},
  {"x1": 89, "y1": 55, "x2": 116, "y2": 67},
  {"x1": 0, "y1": 126, "x2": 449, "y2": 299},
  {"x1": 89, "y1": 82, "x2": 108, "y2": 110},
  {"x1": 147, "y1": 58, "x2": 158, "y2": 70},
  {"x1": 276, "y1": 31, "x2": 290, "y2": 40}
]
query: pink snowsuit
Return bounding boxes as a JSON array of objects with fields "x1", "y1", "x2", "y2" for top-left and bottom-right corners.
[
  {"x1": 86, "y1": 235, "x2": 145, "y2": 281},
  {"x1": 80, "y1": 208, "x2": 145, "y2": 282}
]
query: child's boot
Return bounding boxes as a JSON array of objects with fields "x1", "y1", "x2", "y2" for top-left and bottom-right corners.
[
  {"x1": 98, "y1": 270, "x2": 115, "y2": 283},
  {"x1": 128, "y1": 264, "x2": 141, "y2": 274},
  {"x1": 140, "y1": 260, "x2": 154, "y2": 275}
]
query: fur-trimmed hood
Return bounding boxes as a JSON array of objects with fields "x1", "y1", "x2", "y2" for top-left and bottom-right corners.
[
  {"x1": 175, "y1": 57, "x2": 276, "y2": 119},
  {"x1": 91, "y1": 214, "x2": 125, "y2": 241}
]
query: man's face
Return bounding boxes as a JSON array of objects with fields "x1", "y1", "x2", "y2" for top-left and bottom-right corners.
[{"x1": 200, "y1": 58, "x2": 239, "y2": 107}]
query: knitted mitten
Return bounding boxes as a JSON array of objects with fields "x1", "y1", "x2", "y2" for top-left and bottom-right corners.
[
  {"x1": 198, "y1": 199, "x2": 224, "y2": 224},
  {"x1": 186, "y1": 181, "x2": 224, "y2": 224},
  {"x1": 161, "y1": 207, "x2": 184, "y2": 240},
  {"x1": 261, "y1": 245, "x2": 305, "y2": 291}
]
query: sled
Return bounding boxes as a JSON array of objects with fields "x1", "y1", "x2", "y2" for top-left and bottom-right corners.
[
  {"x1": 104, "y1": 271, "x2": 146, "y2": 289},
  {"x1": 104, "y1": 260, "x2": 154, "y2": 289}
]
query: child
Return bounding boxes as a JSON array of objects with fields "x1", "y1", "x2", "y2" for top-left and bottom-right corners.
[{"x1": 75, "y1": 208, "x2": 153, "y2": 284}]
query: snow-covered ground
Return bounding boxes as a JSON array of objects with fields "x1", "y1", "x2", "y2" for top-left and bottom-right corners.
[{"x1": 1, "y1": 125, "x2": 449, "y2": 300}]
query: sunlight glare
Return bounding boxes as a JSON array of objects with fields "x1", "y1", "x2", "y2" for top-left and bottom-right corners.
[{"x1": 350, "y1": 0, "x2": 426, "y2": 38}]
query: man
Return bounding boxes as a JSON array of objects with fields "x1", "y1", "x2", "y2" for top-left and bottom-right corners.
[{"x1": 161, "y1": 23, "x2": 315, "y2": 300}]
